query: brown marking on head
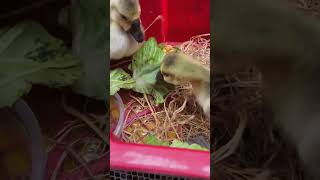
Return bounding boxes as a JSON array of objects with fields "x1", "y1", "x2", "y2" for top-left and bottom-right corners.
[
  {"x1": 162, "y1": 53, "x2": 178, "y2": 68},
  {"x1": 118, "y1": 0, "x2": 140, "y2": 21}
]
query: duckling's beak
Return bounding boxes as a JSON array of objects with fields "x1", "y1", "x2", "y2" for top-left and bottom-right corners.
[{"x1": 128, "y1": 19, "x2": 144, "y2": 43}]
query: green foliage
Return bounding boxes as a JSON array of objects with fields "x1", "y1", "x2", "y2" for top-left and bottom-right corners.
[
  {"x1": 110, "y1": 38, "x2": 173, "y2": 104},
  {"x1": 0, "y1": 21, "x2": 82, "y2": 108},
  {"x1": 110, "y1": 68, "x2": 135, "y2": 96},
  {"x1": 143, "y1": 134, "x2": 209, "y2": 151}
]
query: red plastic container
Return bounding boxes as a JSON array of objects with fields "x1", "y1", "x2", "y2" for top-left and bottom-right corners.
[
  {"x1": 110, "y1": 0, "x2": 210, "y2": 179},
  {"x1": 140, "y1": 0, "x2": 210, "y2": 42}
]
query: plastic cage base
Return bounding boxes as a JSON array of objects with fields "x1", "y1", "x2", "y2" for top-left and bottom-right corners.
[{"x1": 110, "y1": 170, "x2": 194, "y2": 180}]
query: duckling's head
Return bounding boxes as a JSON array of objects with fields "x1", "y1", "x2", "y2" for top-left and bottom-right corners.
[
  {"x1": 111, "y1": 0, "x2": 144, "y2": 43},
  {"x1": 159, "y1": 53, "x2": 210, "y2": 85}
]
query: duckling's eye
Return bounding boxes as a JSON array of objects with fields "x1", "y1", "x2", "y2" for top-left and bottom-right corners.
[
  {"x1": 120, "y1": 14, "x2": 128, "y2": 21},
  {"x1": 162, "y1": 72, "x2": 170, "y2": 77}
]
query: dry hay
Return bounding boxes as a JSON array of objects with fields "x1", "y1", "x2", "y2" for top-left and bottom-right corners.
[
  {"x1": 212, "y1": 68, "x2": 304, "y2": 180},
  {"x1": 46, "y1": 96, "x2": 109, "y2": 180},
  {"x1": 122, "y1": 88, "x2": 209, "y2": 144},
  {"x1": 180, "y1": 33, "x2": 210, "y2": 67},
  {"x1": 291, "y1": 0, "x2": 320, "y2": 17}
]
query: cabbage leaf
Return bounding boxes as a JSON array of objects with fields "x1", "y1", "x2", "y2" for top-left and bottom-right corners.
[{"x1": 0, "y1": 21, "x2": 82, "y2": 108}]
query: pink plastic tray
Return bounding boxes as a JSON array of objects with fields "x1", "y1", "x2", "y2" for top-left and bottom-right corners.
[{"x1": 110, "y1": 0, "x2": 210, "y2": 179}]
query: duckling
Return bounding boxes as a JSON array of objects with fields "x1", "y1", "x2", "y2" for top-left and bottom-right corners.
[
  {"x1": 159, "y1": 53, "x2": 210, "y2": 117},
  {"x1": 213, "y1": 0, "x2": 320, "y2": 178},
  {"x1": 110, "y1": 0, "x2": 144, "y2": 60}
]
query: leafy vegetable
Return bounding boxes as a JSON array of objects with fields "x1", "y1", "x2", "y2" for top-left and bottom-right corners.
[
  {"x1": 110, "y1": 68, "x2": 135, "y2": 96},
  {"x1": 61, "y1": 0, "x2": 108, "y2": 100},
  {"x1": 0, "y1": 21, "x2": 82, "y2": 108},
  {"x1": 110, "y1": 38, "x2": 173, "y2": 103},
  {"x1": 151, "y1": 81, "x2": 174, "y2": 104},
  {"x1": 143, "y1": 134, "x2": 208, "y2": 151},
  {"x1": 143, "y1": 134, "x2": 169, "y2": 146},
  {"x1": 170, "y1": 139, "x2": 209, "y2": 151},
  {"x1": 132, "y1": 38, "x2": 165, "y2": 94}
]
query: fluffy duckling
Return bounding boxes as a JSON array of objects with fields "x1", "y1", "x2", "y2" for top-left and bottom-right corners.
[
  {"x1": 159, "y1": 53, "x2": 210, "y2": 117},
  {"x1": 110, "y1": 0, "x2": 144, "y2": 60},
  {"x1": 213, "y1": 0, "x2": 320, "y2": 179}
]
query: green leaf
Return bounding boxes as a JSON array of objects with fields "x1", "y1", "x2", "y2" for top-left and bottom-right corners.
[
  {"x1": 151, "y1": 81, "x2": 175, "y2": 104},
  {"x1": 143, "y1": 134, "x2": 169, "y2": 146},
  {"x1": 63, "y1": 0, "x2": 108, "y2": 100},
  {"x1": 131, "y1": 38, "x2": 173, "y2": 103},
  {"x1": 170, "y1": 140, "x2": 209, "y2": 151},
  {"x1": 132, "y1": 38, "x2": 164, "y2": 93},
  {"x1": 110, "y1": 68, "x2": 135, "y2": 96},
  {"x1": 143, "y1": 134, "x2": 208, "y2": 150},
  {"x1": 0, "y1": 21, "x2": 82, "y2": 108}
]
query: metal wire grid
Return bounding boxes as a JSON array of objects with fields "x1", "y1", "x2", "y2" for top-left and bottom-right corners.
[{"x1": 109, "y1": 170, "x2": 195, "y2": 180}]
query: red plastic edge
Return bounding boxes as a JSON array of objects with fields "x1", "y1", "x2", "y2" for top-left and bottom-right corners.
[{"x1": 110, "y1": 134, "x2": 210, "y2": 179}]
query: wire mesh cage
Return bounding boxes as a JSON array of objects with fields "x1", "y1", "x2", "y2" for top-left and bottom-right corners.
[{"x1": 110, "y1": 170, "x2": 194, "y2": 180}]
